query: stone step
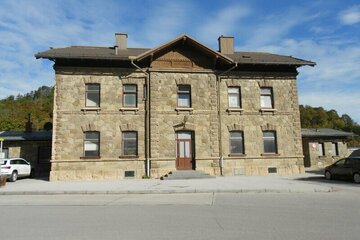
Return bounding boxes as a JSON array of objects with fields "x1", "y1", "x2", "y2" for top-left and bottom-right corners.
[{"x1": 160, "y1": 170, "x2": 215, "y2": 180}]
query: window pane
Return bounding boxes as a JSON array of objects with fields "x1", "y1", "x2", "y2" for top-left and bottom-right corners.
[
  {"x1": 263, "y1": 132, "x2": 276, "y2": 153},
  {"x1": 177, "y1": 132, "x2": 192, "y2": 139},
  {"x1": 86, "y1": 84, "x2": 99, "y2": 91},
  {"x1": 229, "y1": 94, "x2": 240, "y2": 108},
  {"x1": 178, "y1": 85, "x2": 190, "y2": 92},
  {"x1": 124, "y1": 140, "x2": 137, "y2": 155},
  {"x1": 228, "y1": 87, "x2": 239, "y2": 94},
  {"x1": 231, "y1": 139, "x2": 243, "y2": 154},
  {"x1": 318, "y1": 143, "x2": 324, "y2": 156},
  {"x1": 124, "y1": 94, "x2": 136, "y2": 107},
  {"x1": 261, "y1": 96, "x2": 272, "y2": 108},
  {"x1": 124, "y1": 85, "x2": 136, "y2": 92},
  {"x1": 179, "y1": 142, "x2": 185, "y2": 157},
  {"x1": 261, "y1": 88, "x2": 271, "y2": 95},
  {"x1": 230, "y1": 132, "x2": 243, "y2": 138},
  {"x1": 123, "y1": 132, "x2": 137, "y2": 155},
  {"x1": 230, "y1": 131, "x2": 243, "y2": 154},
  {"x1": 124, "y1": 132, "x2": 137, "y2": 139},
  {"x1": 86, "y1": 92, "x2": 100, "y2": 107},
  {"x1": 178, "y1": 93, "x2": 190, "y2": 107},
  {"x1": 85, "y1": 132, "x2": 99, "y2": 140}
]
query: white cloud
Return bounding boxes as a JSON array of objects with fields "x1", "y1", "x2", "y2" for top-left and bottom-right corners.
[
  {"x1": 339, "y1": 5, "x2": 360, "y2": 25},
  {"x1": 197, "y1": 4, "x2": 251, "y2": 45}
]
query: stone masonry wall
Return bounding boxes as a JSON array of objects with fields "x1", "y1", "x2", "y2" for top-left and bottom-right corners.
[{"x1": 51, "y1": 66, "x2": 304, "y2": 180}]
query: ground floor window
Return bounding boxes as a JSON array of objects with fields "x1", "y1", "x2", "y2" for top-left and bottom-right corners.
[
  {"x1": 122, "y1": 131, "x2": 138, "y2": 156},
  {"x1": 84, "y1": 131, "x2": 100, "y2": 157},
  {"x1": 229, "y1": 131, "x2": 244, "y2": 154},
  {"x1": 318, "y1": 142, "x2": 325, "y2": 156},
  {"x1": 263, "y1": 131, "x2": 277, "y2": 154},
  {"x1": 331, "y1": 142, "x2": 339, "y2": 156}
]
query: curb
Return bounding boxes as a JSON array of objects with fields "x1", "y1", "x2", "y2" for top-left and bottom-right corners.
[{"x1": 0, "y1": 187, "x2": 333, "y2": 195}]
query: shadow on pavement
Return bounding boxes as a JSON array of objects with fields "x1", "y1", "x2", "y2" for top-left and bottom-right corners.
[{"x1": 295, "y1": 175, "x2": 358, "y2": 186}]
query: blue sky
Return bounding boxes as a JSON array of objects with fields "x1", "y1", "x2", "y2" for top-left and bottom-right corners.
[{"x1": 0, "y1": 0, "x2": 359, "y2": 122}]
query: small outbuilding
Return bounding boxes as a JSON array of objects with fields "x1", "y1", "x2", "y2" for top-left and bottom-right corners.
[
  {"x1": 0, "y1": 131, "x2": 52, "y2": 177},
  {"x1": 301, "y1": 128, "x2": 354, "y2": 168}
]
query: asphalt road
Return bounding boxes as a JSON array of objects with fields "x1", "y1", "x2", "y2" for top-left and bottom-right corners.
[{"x1": 0, "y1": 192, "x2": 359, "y2": 240}]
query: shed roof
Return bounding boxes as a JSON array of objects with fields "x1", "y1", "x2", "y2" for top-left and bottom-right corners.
[
  {"x1": 301, "y1": 128, "x2": 354, "y2": 138},
  {"x1": 0, "y1": 131, "x2": 52, "y2": 141}
]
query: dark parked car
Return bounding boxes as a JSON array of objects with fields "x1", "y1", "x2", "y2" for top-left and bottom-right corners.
[{"x1": 324, "y1": 157, "x2": 360, "y2": 183}]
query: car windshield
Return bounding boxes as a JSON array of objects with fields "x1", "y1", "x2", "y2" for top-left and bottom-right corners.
[{"x1": 1, "y1": 160, "x2": 6, "y2": 165}]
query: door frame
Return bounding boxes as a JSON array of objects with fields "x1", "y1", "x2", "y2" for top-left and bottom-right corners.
[{"x1": 175, "y1": 131, "x2": 195, "y2": 170}]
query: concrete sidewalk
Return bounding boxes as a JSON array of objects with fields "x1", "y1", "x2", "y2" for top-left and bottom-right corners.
[{"x1": 0, "y1": 173, "x2": 334, "y2": 195}]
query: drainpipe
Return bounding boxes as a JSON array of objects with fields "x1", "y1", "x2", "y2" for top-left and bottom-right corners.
[
  {"x1": 130, "y1": 58, "x2": 150, "y2": 177},
  {"x1": 217, "y1": 62, "x2": 238, "y2": 176}
]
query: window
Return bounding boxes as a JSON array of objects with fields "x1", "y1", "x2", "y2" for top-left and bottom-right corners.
[
  {"x1": 122, "y1": 131, "x2": 138, "y2": 156},
  {"x1": 177, "y1": 85, "x2": 191, "y2": 107},
  {"x1": 228, "y1": 87, "x2": 241, "y2": 108},
  {"x1": 123, "y1": 84, "x2": 137, "y2": 107},
  {"x1": 83, "y1": 131, "x2": 100, "y2": 157},
  {"x1": 332, "y1": 142, "x2": 339, "y2": 156},
  {"x1": 263, "y1": 131, "x2": 277, "y2": 154},
  {"x1": 318, "y1": 142, "x2": 325, "y2": 156},
  {"x1": 230, "y1": 131, "x2": 244, "y2": 154},
  {"x1": 260, "y1": 87, "x2": 274, "y2": 109},
  {"x1": 85, "y1": 84, "x2": 100, "y2": 107}
]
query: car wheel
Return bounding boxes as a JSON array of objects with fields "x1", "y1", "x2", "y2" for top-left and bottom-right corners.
[
  {"x1": 9, "y1": 171, "x2": 18, "y2": 182},
  {"x1": 325, "y1": 171, "x2": 332, "y2": 180},
  {"x1": 353, "y1": 173, "x2": 360, "y2": 184}
]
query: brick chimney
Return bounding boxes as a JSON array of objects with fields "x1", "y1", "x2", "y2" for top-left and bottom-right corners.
[
  {"x1": 115, "y1": 33, "x2": 127, "y2": 54},
  {"x1": 218, "y1": 35, "x2": 234, "y2": 54}
]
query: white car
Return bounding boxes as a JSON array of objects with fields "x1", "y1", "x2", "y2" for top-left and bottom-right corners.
[{"x1": 0, "y1": 158, "x2": 32, "y2": 182}]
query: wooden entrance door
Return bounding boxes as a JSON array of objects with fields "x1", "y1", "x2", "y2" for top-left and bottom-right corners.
[{"x1": 176, "y1": 132, "x2": 193, "y2": 170}]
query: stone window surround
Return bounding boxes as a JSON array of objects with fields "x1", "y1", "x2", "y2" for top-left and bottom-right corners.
[{"x1": 120, "y1": 78, "x2": 142, "y2": 112}]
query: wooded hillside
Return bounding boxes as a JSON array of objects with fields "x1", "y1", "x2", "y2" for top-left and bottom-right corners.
[{"x1": 0, "y1": 86, "x2": 53, "y2": 131}]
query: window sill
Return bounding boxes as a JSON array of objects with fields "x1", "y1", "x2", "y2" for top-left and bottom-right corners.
[
  {"x1": 261, "y1": 153, "x2": 280, "y2": 156},
  {"x1": 119, "y1": 107, "x2": 139, "y2": 112},
  {"x1": 81, "y1": 107, "x2": 101, "y2": 113},
  {"x1": 228, "y1": 154, "x2": 247, "y2": 157},
  {"x1": 227, "y1": 108, "x2": 244, "y2": 114},
  {"x1": 260, "y1": 108, "x2": 277, "y2": 113},
  {"x1": 119, "y1": 155, "x2": 139, "y2": 159},
  {"x1": 80, "y1": 156, "x2": 101, "y2": 159},
  {"x1": 175, "y1": 107, "x2": 194, "y2": 113}
]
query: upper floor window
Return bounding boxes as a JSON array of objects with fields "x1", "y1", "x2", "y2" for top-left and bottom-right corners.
[
  {"x1": 177, "y1": 85, "x2": 191, "y2": 107},
  {"x1": 85, "y1": 84, "x2": 100, "y2": 107},
  {"x1": 228, "y1": 87, "x2": 241, "y2": 108},
  {"x1": 260, "y1": 87, "x2": 273, "y2": 109},
  {"x1": 263, "y1": 131, "x2": 277, "y2": 154},
  {"x1": 230, "y1": 131, "x2": 244, "y2": 154},
  {"x1": 122, "y1": 131, "x2": 138, "y2": 156},
  {"x1": 84, "y1": 131, "x2": 100, "y2": 158},
  {"x1": 123, "y1": 84, "x2": 137, "y2": 107}
]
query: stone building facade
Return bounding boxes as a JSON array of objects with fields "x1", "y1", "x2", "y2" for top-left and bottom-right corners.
[
  {"x1": 36, "y1": 34, "x2": 315, "y2": 181},
  {"x1": 301, "y1": 128, "x2": 353, "y2": 168}
]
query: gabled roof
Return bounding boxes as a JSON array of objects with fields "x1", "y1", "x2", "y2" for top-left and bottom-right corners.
[
  {"x1": 35, "y1": 34, "x2": 315, "y2": 67},
  {"x1": 301, "y1": 128, "x2": 355, "y2": 138},
  {"x1": 0, "y1": 131, "x2": 52, "y2": 141},
  {"x1": 133, "y1": 34, "x2": 234, "y2": 64}
]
